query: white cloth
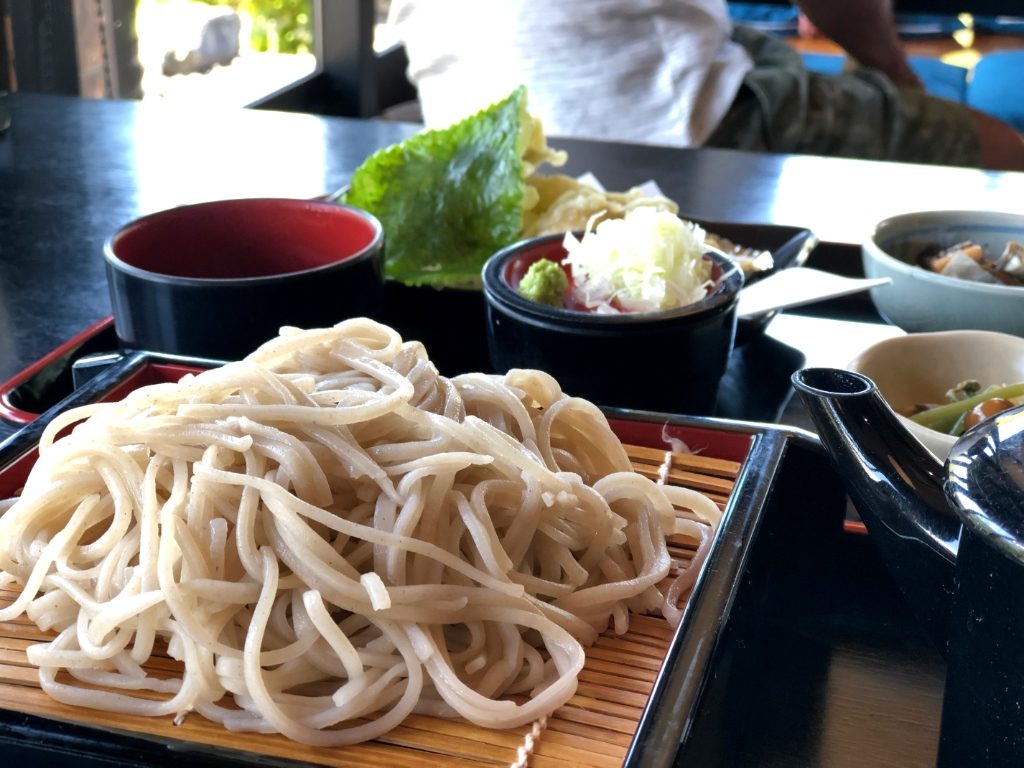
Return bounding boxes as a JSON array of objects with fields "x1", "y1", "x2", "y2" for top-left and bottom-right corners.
[{"x1": 389, "y1": 0, "x2": 753, "y2": 148}]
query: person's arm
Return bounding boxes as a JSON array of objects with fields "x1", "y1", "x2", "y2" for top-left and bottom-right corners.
[{"x1": 793, "y1": 0, "x2": 923, "y2": 89}]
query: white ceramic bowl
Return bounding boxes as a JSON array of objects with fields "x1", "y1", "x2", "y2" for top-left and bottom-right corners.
[
  {"x1": 862, "y1": 210, "x2": 1024, "y2": 336},
  {"x1": 847, "y1": 330, "x2": 1024, "y2": 459}
]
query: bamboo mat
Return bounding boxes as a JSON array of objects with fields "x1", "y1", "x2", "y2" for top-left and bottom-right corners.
[{"x1": 0, "y1": 445, "x2": 740, "y2": 768}]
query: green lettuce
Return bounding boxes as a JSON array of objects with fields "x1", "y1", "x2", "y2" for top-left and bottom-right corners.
[{"x1": 344, "y1": 86, "x2": 546, "y2": 288}]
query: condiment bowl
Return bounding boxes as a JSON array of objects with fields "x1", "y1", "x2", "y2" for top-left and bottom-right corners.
[
  {"x1": 862, "y1": 210, "x2": 1024, "y2": 336},
  {"x1": 105, "y1": 199, "x2": 384, "y2": 360},
  {"x1": 481, "y1": 232, "x2": 743, "y2": 415},
  {"x1": 847, "y1": 330, "x2": 1024, "y2": 458}
]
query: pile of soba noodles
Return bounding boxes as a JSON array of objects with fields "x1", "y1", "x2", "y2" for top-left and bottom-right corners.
[{"x1": 0, "y1": 318, "x2": 720, "y2": 745}]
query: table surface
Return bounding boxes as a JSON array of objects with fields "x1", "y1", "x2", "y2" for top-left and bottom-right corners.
[
  {"x1": 1, "y1": 91, "x2": 1022, "y2": 766},
  {"x1": 3, "y1": 92, "x2": 1024, "y2": 385}
]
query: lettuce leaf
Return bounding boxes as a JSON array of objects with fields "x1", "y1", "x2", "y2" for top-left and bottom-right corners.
[{"x1": 344, "y1": 87, "x2": 533, "y2": 288}]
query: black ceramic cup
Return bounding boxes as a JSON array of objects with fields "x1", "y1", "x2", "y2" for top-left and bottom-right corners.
[
  {"x1": 104, "y1": 199, "x2": 384, "y2": 361},
  {"x1": 482, "y1": 232, "x2": 742, "y2": 415}
]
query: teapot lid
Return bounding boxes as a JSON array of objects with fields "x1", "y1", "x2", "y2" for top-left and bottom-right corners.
[{"x1": 946, "y1": 405, "x2": 1024, "y2": 566}]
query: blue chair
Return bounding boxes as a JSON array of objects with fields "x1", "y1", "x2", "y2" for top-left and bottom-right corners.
[
  {"x1": 967, "y1": 50, "x2": 1024, "y2": 131},
  {"x1": 728, "y1": 4, "x2": 1022, "y2": 130},
  {"x1": 727, "y1": 2, "x2": 798, "y2": 34},
  {"x1": 909, "y1": 56, "x2": 968, "y2": 103},
  {"x1": 799, "y1": 53, "x2": 968, "y2": 104}
]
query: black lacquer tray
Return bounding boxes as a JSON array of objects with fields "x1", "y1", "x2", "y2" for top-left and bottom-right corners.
[{"x1": 0, "y1": 349, "x2": 837, "y2": 768}]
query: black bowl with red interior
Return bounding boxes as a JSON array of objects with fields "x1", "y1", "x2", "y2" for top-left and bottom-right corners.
[
  {"x1": 104, "y1": 198, "x2": 384, "y2": 361},
  {"x1": 482, "y1": 232, "x2": 743, "y2": 415}
]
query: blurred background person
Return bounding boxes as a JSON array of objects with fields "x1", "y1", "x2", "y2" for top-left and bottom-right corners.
[{"x1": 389, "y1": 0, "x2": 1024, "y2": 170}]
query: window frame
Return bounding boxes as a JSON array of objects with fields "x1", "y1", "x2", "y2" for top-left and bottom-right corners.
[{"x1": 252, "y1": 0, "x2": 415, "y2": 118}]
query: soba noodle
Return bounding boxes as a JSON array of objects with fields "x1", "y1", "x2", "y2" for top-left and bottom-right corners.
[{"x1": 0, "y1": 318, "x2": 720, "y2": 744}]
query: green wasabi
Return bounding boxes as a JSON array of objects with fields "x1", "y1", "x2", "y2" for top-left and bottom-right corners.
[{"x1": 518, "y1": 258, "x2": 568, "y2": 307}]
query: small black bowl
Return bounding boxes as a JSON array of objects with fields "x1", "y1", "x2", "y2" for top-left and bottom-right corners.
[
  {"x1": 104, "y1": 199, "x2": 384, "y2": 361},
  {"x1": 482, "y1": 232, "x2": 743, "y2": 415}
]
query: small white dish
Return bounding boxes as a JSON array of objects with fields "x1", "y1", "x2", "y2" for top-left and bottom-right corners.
[
  {"x1": 847, "y1": 330, "x2": 1024, "y2": 459},
  {"x1": 862, "y1": 210, "x2": 1024, "y2": 336}
]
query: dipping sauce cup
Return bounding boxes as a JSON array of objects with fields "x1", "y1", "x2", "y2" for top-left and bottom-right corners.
[
  {"x1": 104, "y1": 198, "x2": 383, "y2": 360},
  {"x1": 482, "y1": 232, "x2": 742, "y2": 415}
]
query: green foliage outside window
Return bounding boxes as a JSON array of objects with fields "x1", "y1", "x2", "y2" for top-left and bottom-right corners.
[{"x1": 198, "y1": 0, "x2": 313, "y2": 54}]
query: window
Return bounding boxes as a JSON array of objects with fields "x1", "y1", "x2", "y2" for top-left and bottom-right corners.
[
  {"x1": 3, "y1": 0, "x2": 413, "y2": 116},
  {"x1": 136, "y1": 0, "x2": 317, "y2": 108}
]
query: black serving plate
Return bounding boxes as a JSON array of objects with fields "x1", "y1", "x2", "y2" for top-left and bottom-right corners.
[
  {"x1": 697, "y1": 220, "x2": 818, "y2": 346},
  {"x1": 697, "y1": 220, "x2": 817, "y2": 284}
]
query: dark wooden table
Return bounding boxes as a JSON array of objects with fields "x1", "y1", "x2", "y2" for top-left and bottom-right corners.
[
  {"x1": 3, "y1": 92, "x2": 1024, "y2": 385},
  {"x1": 1, "y1": 92, "x2": 1022, "y2": 767}
]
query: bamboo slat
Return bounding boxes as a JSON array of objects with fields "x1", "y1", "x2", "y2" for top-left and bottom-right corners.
[{"x1": 0, "y1": 443, "x2": 738, "y2": 768}]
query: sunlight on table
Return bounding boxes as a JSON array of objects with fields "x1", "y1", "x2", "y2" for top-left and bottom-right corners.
[
  {"x1": 129, "y1": 104, "x2": 329, "y2": 214},
  {"x1": 767, "y1": 155, "x2": 1024, "y2": 245},
  {"x1": 767, "y1": 313, "x2": 905, "y2": 369}
]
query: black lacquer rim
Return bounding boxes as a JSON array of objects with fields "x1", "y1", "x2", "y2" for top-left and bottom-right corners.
[
  {"x1": 791, "y1": 368, "x2": 876, "y2": 398},
  {"x1": 482, "y1": 232, "x2": 743, "y2": 328},
  {"x1": 103, "y1": 200, "x2": 384, "y2": 288}
]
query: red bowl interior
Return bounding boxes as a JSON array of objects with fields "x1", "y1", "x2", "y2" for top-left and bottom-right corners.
[{"x1": 109, "y1": 199, "x2": 379, "y2": 280}]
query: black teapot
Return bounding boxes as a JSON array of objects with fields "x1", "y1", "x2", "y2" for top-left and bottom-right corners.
[{"x1": 792, "y1": 368, "x2": 1024, "y2": 768}]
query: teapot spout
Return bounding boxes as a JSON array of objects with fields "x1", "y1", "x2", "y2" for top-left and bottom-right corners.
[{"x1": 792, "y1": 368, "x2": 959, "y2": 654}]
